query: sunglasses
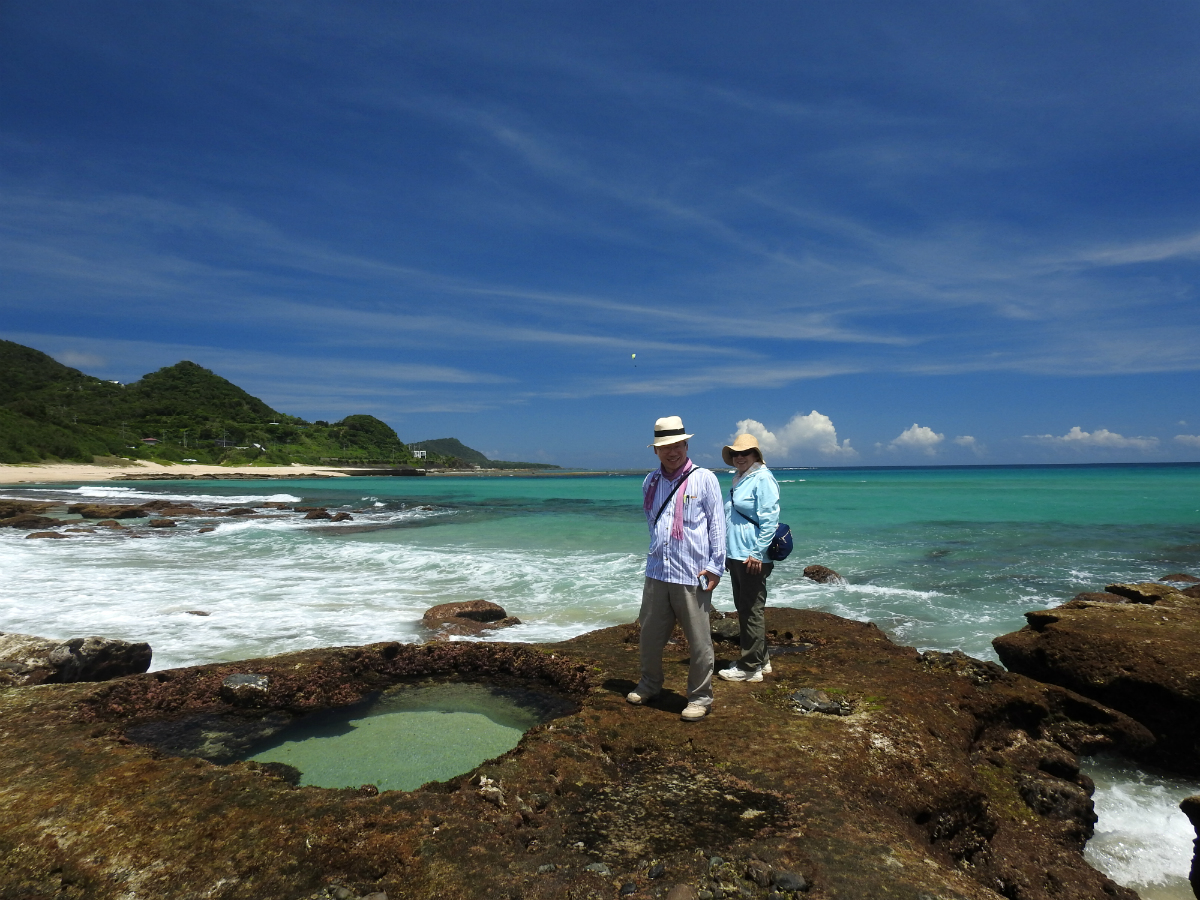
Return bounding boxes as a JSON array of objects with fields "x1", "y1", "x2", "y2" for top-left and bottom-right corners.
[{"x1": 730, "y1": 449, "x2": 756, "y2": 457}]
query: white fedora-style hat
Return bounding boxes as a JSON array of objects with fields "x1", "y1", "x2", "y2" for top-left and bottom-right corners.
[{"x1": 649, "y1": 415, "x2": 694, "y2": 447}]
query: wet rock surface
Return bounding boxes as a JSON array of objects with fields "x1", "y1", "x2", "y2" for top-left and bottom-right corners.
[
  {"x1": 423, "y1": 599, "x2": 522, "y2": 637},
  {"x1": 0, "y1": 609, "x2": 1151, "y2": 900},
  {"x1": 0, "y1": 632, "x2": 152, "y2": 686},
  {"x1": 993, "y1": 578, "x2": 1200, "y2": 775},
  {"x1": 801, "y1": 565, "x2": 844, "y2": 584}
]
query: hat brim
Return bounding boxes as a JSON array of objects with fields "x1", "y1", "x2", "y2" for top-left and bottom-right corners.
[
  {"x1": 649, "y1": 433, "x2": 694, "y2": 447},
  {"x1": 722, "y1": 443, "x2": 764, "y2": 466}
]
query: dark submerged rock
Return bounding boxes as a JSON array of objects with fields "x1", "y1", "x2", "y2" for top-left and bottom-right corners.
[
  {"x1": 0, "y1": 611, "x2": 1147, "y2": 900},
  {"x1": 25, "y1": 530, "x2": 67, "y2": 539},
  {"x1": 2, "y1": 512, "x2": 61, "y2": 529}
]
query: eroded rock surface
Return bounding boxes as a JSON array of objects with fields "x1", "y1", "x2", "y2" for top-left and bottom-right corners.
[
  {"x1": 0, "y1": 632, "x2": 152, "y2": 686},
  {"x1": 993, "y1": 581, "x2": 1200, "y2": 775},
  {"x1": 423, "y1": 599, "x2": 522, "y2": 637},
  {"x1": 0, "y1": 610, "x2": 1149, "y2": 900}
]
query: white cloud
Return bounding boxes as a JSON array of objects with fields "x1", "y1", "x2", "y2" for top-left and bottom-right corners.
[
  {"x1": 52, "y1": 349, "x2": 108, "y2": 370},
  {"x1": 889, "y1": 424, "x2": 944, "y2": 455},
  {"x1": 1174, "y1": 434, "x2": 1200, "y2": 448},
  {"x1": 1029, "y1": 427, "x2": 1159, "y2": 451},
  {"x1": 732, "y1": 411, "x2": 857, "y2": 461},
  {"x1": 954, "y1": 435, "x2": 983, "y2": 455}
]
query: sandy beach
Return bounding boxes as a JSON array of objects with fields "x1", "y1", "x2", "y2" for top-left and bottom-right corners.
[{"x1": 0, "y1": 460, "x2": 352, "y2": 484}]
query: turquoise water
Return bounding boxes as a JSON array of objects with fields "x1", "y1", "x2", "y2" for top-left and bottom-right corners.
[
  {"x1": 242, "y1": 683, "x2": 559, "y2": 791},
  {"x1": 3, "y1": 464, "x2": 1198, "y2": 668}
]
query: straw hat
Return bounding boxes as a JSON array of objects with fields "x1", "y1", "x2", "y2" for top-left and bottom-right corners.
[
  {"x1": 649, "y1": 415, "x2": 694, "y2": 447},
  {"x1": 722, "y1": 433, "x2": 764, "y2": 466}
]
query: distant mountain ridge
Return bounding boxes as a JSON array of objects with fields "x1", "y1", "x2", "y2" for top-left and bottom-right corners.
[
  {"x1": 0, "y1": 339, "x2": 558, "y2": 469},
  {"x1": 410, "y1": 437, "x2": 556, "y2": 470}
]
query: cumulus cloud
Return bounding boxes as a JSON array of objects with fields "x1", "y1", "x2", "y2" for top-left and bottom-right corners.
[
  {"x1": 1175, "y1": 434, "x2": 1200, "y2": 448},
  {"x1": 733, "y1": 410, "x2": 857, "y2": 460},
  {"x1": 1028, "y1": 427, "x2": 1159, "y2": 451},
  {"x1": 954, "y1": 435, "x2": 983, "y2": 455},
  {"x1": 889, "y1": 424, "x2": 944, "y2": 455}
]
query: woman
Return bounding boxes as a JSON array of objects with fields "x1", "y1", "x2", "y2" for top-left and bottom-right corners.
[{"x1": 718, "y1": 433, "x2": 781, "y2": 683}]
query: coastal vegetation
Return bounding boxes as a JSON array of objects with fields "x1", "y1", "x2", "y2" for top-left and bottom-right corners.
[{"x1": 0, "y1": 340, "x2": 558, "y2": 469}]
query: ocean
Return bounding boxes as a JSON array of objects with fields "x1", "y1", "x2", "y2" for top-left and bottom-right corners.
[{"x1": 3, "y1": 463, "x2": 1199, "y2": 897}]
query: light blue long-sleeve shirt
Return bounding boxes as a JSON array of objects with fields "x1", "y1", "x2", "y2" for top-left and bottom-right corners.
[{"x1": 724, "y1": 464, "x2": 780, "y2": 562}]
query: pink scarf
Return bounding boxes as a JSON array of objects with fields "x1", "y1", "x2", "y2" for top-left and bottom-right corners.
[{"x1": 643, "y1": 462, "x2": 693, "y2": 541}]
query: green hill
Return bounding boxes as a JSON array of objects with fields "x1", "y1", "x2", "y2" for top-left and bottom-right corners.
[{"x1": 0, "y1": 339, "x2": 552, "y2": 469}]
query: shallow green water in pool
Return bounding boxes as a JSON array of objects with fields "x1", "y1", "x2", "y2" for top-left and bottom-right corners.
[{"x1": 242, "y1": 683, "x2": 567, "y2": 791}]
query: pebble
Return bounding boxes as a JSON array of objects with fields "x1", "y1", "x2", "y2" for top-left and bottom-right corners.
[
  {"x1": 585, "y1": 862, "x2": 612, "y2": 876},
  {"x1": 648, "y1": 862, "x2": 666, "y2": 879},
  {"x1": 772, "y1": 871, "x2": 807, "y2": 892},
  {"x1": 620, "y1": 883, "x2": 638, "y2": 896},
  {"x1": 537, "y1": 864, "x2": 557, "y2": 874}
]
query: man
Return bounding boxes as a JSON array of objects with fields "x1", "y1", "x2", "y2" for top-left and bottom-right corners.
[{"x1": 627, "y1": 415, "x2": 726, "y2": 721}]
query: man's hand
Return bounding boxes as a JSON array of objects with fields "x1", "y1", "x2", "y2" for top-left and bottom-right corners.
[
  {"x1": 699, "y1": 570, "x2": 720, "y2": 592},
  {"x1": 745, "y1": 557, "x2": 762, "y2": 575}
]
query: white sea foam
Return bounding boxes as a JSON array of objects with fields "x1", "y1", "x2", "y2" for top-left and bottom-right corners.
[
  {"x1": 1083, "y1": 755, "x2": 1200, "y2": 900},
  {"x1": 0, "y1": 525, "x2": 643, "y2": 670},
  {"x1": 17, "y1": 485, "x2": 303, "y2": 505}
]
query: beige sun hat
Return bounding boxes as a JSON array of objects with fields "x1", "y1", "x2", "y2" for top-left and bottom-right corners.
[
  {"x1": 649, "y1": 415, "x2": 694, "y2": 447},
  {"x1": 722, "y1": 433, "x2": 764, "y2": 466}
]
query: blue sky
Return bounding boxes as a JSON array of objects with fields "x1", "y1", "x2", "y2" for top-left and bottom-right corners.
[{"x1": 2, "y1": 2, "x2": 1199, "y2": 469}]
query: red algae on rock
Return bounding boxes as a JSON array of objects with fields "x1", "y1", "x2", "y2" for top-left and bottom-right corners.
[{"x1": 0, "y1": 610, "x2": 1152, "y2": 900}]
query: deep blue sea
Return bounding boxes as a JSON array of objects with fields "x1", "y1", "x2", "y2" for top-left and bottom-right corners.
[{"x1": 3, "y1": 463, "x2": 1199, "y2": 897}]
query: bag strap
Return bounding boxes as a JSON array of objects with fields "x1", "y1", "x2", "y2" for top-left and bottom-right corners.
[
  {"x1": 653, "y1": 464, "x2": 693, "y2": 526},
  {"x1": 731, "y1": 487, "x2": 761, "y2": 527}
]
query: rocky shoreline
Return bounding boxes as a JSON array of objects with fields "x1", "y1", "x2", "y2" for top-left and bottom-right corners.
[{"x1": 0, "y1": 606, "x2": 1167, "y2": 900}]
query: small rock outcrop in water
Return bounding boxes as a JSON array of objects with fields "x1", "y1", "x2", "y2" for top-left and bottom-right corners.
[
  {"x1": 993, "y1": 579, "x2": 1200, "y2": 775},
  {"x1": 423, "y1": 599, "x2": 521, "y2": 637},
  {"x1": 1182, "y1": 795, "x2": 1200, "y2": 899},
  {"x1": 802, "y1": 564, "x2": 844, "y2": 584},
  {"x1": 0, "y1": 610, "x2": 1151, "y2": 899},
  {"x1": 0, "y1": 632, "x2": 152, "y2": 686}
]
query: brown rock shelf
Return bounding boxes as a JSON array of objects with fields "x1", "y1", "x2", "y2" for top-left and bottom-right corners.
[
  {"x1": 994, "y1": 581, "x2": 1200, "y2": 776},
  {"x1": 0, "y1": 610, "x2": 1153, "y2": 900}
]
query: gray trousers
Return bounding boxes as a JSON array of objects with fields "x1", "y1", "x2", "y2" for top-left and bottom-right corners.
[
  {"x1": 636, "y1": 577, "x2": 715, "y2": 707},
  {"x1": 728, "y1": 558, "x2": 773, "y2": 671}
]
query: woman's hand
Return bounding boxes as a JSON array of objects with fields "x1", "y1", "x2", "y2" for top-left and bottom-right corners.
[{"x1": 745, "y1": 557, "x2": 763, "y2": 575}]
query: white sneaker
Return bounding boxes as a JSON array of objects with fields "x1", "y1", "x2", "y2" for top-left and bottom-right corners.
[
  {"x1": 762, "y1": 659, "x2": 773, "y2": 675},
  {"x1": 626, "y1": 690, "x2": 657, "y2": 705},
  {"x1": 718, "y1": 666, "x2": 763, "y2": 683},
  {"x1": 681, "y1": 702, "x2": 709, "y2": 721}
]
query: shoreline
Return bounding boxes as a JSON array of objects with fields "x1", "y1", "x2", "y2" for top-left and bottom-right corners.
[
  {"x1": 0, "y1": 461, "x2": 353, "y2": 485},
  {"x1": 0, "y1": 461, "x2": 617, "y2": 485}
]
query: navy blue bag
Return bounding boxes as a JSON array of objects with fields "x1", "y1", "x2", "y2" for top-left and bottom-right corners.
[{"x1": 732, "y1": 493, "x2": 793, "y2": 562}]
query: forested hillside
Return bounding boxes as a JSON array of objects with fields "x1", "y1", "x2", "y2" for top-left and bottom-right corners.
[{"x1": 0, "y1": 340, "x2": 557, "y2": 468}]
